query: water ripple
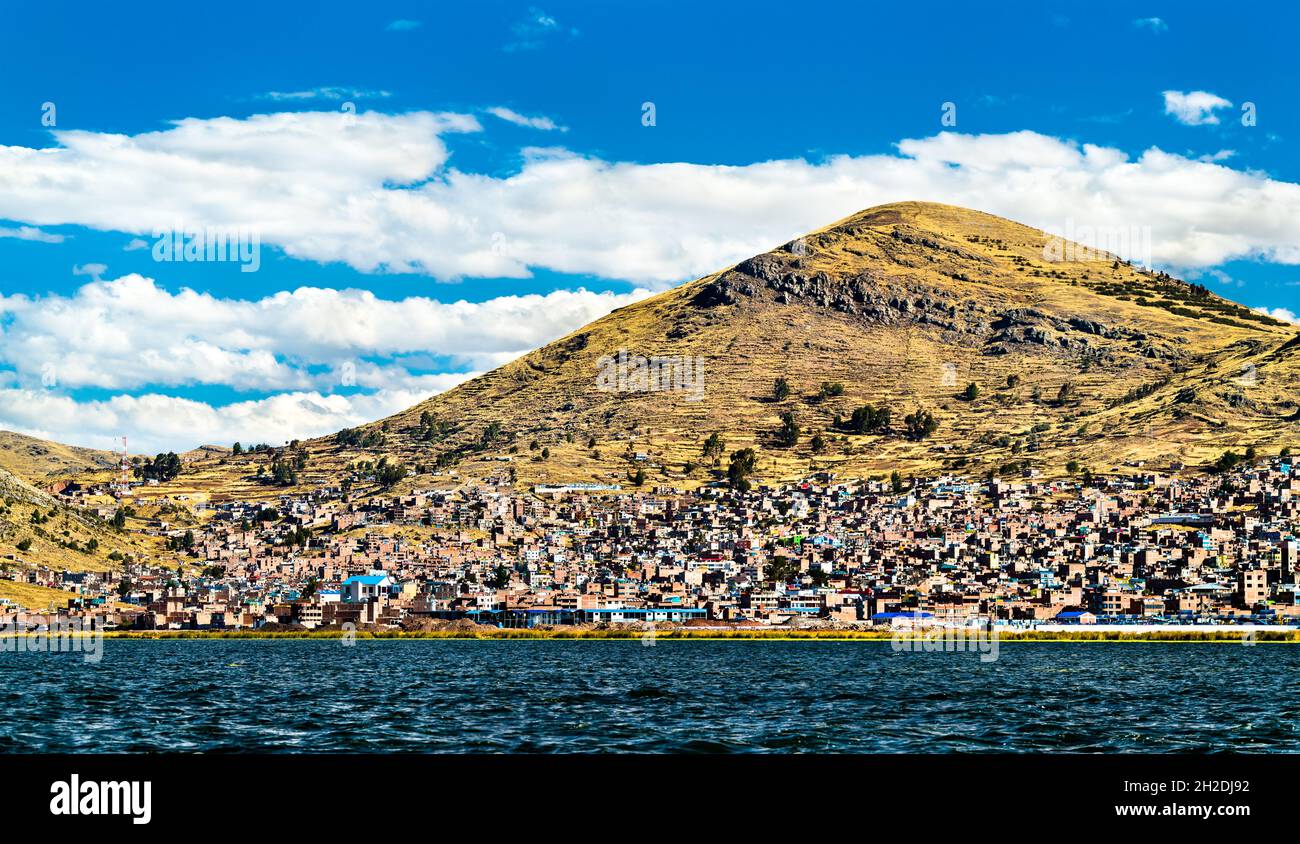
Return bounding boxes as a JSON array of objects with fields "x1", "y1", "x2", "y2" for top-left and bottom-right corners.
[{"x1": 1, "y1": 641, "x2": 1297, "y2": 753}]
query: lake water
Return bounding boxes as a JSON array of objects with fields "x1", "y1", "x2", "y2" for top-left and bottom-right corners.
[{"x1": 2, "y1": 640, "x2": 1296, "y2": 752}]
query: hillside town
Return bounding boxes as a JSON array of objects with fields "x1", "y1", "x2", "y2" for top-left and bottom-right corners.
[{"x1": 7, "y1": 454, "x2": 1300, "y2": 633}]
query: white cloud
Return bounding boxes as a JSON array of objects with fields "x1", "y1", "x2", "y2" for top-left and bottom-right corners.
[
  {"x1": 0, "y1": 225, "x2": 64, "y2": 243},
  {"x1": 253, "y1": 86, "x2": 392, "y2": 102},
  {"x1": 71, "y1": 263, "x2": 107, "y2": 280},
  {"x1": 1133, "y1": 17, "x2": 1168, "y2": 33},
  {"x1": 0, "y1": 274, "x2": 649, "y2": 393},
  {"x1": 385, "y1": 19, "x2": 421, "y2": 31},
  {"x1": 487, "y1": 107, "x2": 566, "y2": 131},
  {"x1": 0, "y1": 387, "x2": 444, "y2": 454},
  {"x1": 0, "y1": 275, "x2": 650, "y2": 452},
  {"x1": 3, "y1": 114, "x2": 1300, "y2": 285},
  {"x1": 1198, "y1": 149, "x2": 1235, "y2": 163},
  {"x1": 1163, "y1": 90, "x2": 1233, "y2": 126}
]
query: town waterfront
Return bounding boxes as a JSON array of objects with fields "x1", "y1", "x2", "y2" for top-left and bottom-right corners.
[{"x1": 2, "y1": 640, "x2": 1297, "y2": 753}]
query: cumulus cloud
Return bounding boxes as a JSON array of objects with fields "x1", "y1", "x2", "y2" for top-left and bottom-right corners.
[
  {"x1": 487, "y1": 106, "x2": 566, "y2": 131},
  {"x1": 0, "y1": 274, "x2": 650, "y2": 392},
  {"x1": 0, "y1": 387, "x2": 444, "y2": 455},
  {"x1": 0, "y1": 274, "x2": 650, "y2": 451},
  {"x1": 3, "y1": 114, "x2": 1300, "y2": 286},
  {"x1": 1133, "y1": 17, "x2": 1168, "y2": 33},
  {"x1": 1163, "y1": 90, "x2": 1233, "y2": 125},
  {"x1": 385, "y1": 19, "x2": 421, "y2": 31}
]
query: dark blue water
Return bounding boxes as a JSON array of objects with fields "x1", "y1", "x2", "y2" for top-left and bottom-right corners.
[{"x1": 2, "y1": 640, "x2": 1297, "y2": 752}]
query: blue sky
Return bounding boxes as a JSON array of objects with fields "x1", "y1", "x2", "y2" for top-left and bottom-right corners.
[{"x1": 0, "y1": 0, "x2": 1297, "y2": 452}]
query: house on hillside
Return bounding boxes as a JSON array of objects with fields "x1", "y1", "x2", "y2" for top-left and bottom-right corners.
[{"x1": 341, "y1": 574, "x2": 394, "y2": 603}]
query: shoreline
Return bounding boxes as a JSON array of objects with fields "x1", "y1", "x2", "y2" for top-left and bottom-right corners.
[{"x1": 17, "y1": 627, "x2": 1296, "y2": 642}]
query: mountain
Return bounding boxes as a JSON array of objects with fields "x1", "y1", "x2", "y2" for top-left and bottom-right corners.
[
  {"x1": 317, "y1": 201, "x2": 1298, "y2": 487},
  {"x1": 76, "y1": 202, "x2": 1300, "y2": 499}
]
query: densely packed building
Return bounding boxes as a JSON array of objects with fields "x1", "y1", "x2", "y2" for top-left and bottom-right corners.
[{"x1": 8, "y1": 456, "x2": 1300, "y2": 631}]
